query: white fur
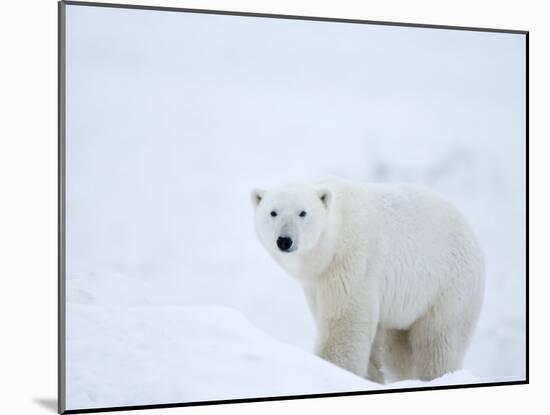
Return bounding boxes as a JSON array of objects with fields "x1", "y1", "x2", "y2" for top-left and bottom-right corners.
[{"x1": 252, "y1": 179, "x2": 484, "y2": 382}]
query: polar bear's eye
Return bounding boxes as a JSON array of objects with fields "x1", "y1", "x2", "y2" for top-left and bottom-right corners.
[
  {"x1": 270, "y1": 211, "x2": 277, "y2": 217},
  {"x1": 299, "y1": 211, "x2": 307, "y2": 217}
]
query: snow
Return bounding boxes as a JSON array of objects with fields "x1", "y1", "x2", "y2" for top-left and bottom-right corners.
[
  {"x1": 66, "y1": 304, "x2": 369, "y2": 409},
  {"x1": 63, "y1": 3, "x2": 526, "y2": 410},
  {"x1": 66, "y1": 303, "x2": 479, "y2": 410}
]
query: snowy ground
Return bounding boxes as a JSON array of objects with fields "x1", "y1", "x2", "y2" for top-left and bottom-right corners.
[
  {"x1": 66, "y1": 303, "x2": 479, "y2": 410},
  {"x1": 64, "y1": 4, "x2": 526, "y2": 411}
]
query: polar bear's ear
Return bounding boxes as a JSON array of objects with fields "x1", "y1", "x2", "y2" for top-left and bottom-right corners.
[
  {"x1": 318, "y1": 189, "x2": 333, "y2": 208},
  {"x1": 251, "y1": 188, "x2": 265, "y2": 207}
]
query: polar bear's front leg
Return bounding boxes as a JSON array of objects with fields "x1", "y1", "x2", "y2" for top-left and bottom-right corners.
[
  {"x1": 313, "y1": 277, "x2": 378, "y2": 378},
  {"x1": 315, "y1": 315, "x2": 377, "y2": 377}
]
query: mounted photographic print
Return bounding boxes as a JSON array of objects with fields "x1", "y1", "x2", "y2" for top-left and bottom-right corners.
[{"x1": 58, "y1": 1, "x2": 528, "y2": 413}]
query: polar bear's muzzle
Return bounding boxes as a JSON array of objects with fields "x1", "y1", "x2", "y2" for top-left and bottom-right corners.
[{"x1": 276, "y1": 236, "x2": 295, "y2": 252}]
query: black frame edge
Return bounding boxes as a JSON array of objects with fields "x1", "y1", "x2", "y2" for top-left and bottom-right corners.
[
  {"x1": 61, "y1": 381, "x2": 528, "y2": 414},
  {"x1": 61, "y1": 0, "x2": 528, "y2": 34},
  {"x1": 58, "y1": 1, "x2": 67, "y2": 414},
  {"x1": 524, "y1": 31, "x2": 530, "y2": 384}
]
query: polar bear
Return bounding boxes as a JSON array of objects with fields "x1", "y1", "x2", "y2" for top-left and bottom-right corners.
[{"x1": 251, "y1": 179, "x2": 484, "y2": 383}]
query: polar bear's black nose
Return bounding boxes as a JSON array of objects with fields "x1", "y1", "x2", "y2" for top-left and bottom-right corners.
[{"x1": 277, "y1": 236, "x2": 293, "y2": 252}]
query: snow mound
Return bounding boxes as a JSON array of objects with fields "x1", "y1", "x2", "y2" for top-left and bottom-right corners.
[{"x1": 66, "y1": 304, "x2": 478, "y2": 410}]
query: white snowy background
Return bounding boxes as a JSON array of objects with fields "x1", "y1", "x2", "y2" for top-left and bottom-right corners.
[{"x1": 64, "y1": 4, "x2": 526, "y2": 411}]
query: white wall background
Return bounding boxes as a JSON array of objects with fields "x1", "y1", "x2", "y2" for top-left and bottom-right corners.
[{"x1": 0, "y1": 0, "x2": 544, "y2": 415}]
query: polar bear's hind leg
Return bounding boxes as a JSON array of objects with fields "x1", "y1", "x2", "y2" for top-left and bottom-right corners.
[{"x1": 408, "y1": 298, "x2": 476, "y2": 381}]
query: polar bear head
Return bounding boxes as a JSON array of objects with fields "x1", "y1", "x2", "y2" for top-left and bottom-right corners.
[{"x1": 251, "y1": 184, "x2": 333, "y2": 257}]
